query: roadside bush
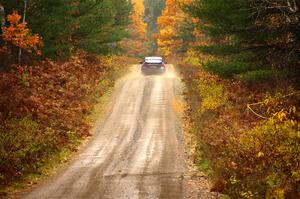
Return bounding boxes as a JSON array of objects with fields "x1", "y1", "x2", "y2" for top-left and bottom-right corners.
[
  {"x1": 198, "y1": 80, "x2": 226, "y2": 112},
  {"x1": 0, "y1": 117, "x2": 55, "y2": 182},
  {"x1": 224, "y1": 118, "x2": 300, "y2": 198},
  {"x1": 204, "y1": 60, "x2": 253, "y2": 79},
  {"x1": 198, "y1": 73, "x2": 226, "y2": 112}
]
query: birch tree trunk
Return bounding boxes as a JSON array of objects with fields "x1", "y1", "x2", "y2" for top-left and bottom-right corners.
[
  {"x1": 18, "y1": 0, "x2": 27, "y2": 64},
  {"x1": 0, "y1": 4, "x2": 5, "y2": 32}
]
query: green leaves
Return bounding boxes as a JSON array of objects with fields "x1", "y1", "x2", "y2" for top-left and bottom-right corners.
[
  {"x1": 203, "y1": 60, "x2": 253, "y2": 79},
  {"x1": 73, "y1": 0, "x2": 132, "y2": 53},
  {"x1": 187, "y1": 0, "x2": 253, "y2": 37}
]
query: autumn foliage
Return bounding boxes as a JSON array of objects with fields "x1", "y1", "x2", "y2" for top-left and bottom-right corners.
[
  {"x1": 1, "y1": 11, "x2": 43, "y2": 55},
  {"x1": 155, "y1": 0, "x2": 203, "y2": 55},
  {"x1": 155, "y1": 0, "x2": 184, "y2": 56},
  {"x1": 180, "y1": 52, "x2": 300, "y2": 198},
  {"x1": 0, "y1": 51, "x2": 129, "y2": 188},
  {"x1": 131, "y1": 0, "x2": 147, "y2": 38},
  {"x1": 120, "y1": 0, "x2": 149, "y2": 56}
]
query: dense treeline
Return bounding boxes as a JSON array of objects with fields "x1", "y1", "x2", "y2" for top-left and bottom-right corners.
[
  {"x1": 186, "y1": 0, "x2": 300, "y2": 84},
  {"x1": 157, "y1": 0, "x2": 300, "y2": 84},
  {"x1": 0, "y1": 0, "x2": 132, "y2": 60}
]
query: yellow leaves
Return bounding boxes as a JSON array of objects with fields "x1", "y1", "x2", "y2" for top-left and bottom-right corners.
[
  {"x1": 263, "y1": 98, "x2": 270, "y2": 106},
  {"x1": 273, "y1": 188, "x2": 285, "y2": 199},
  {"x1": 291, "y1": 170, "x2": 300, "y2": 181},
  {"x1": 199, "y1": 81, "x2": 227, "y2": 112},
  {"x1": 289, "y1": 106, "x2": 296, "y2": 114},
  {"x1": 266, "y1": 188, "x2": 285, "y2": 199},
  {"x1": 1, "y1": 11, "x2": 43, "y2": 55},
  {"x1": 240, "y1": 190, "x2": 254, "y2": 199},
  {"x1": 130, "y1": 0, "x2": 147, "y2": 37},
  {"x1": 156, "y1": 0, "x2": 188, "y2": 56},
  {"x1": 257, "y1": 151, "x2": 264, "y2": 158},
  {"x1": 184, "y1": 50, "x2": 202, "y2": 65},
  {"x1": 289, "y1": 119, "x2": 297, "y2": 127},
  {"x1": 131, "y1": 0, "x2": 145, "y2": 16},
  {"x1": 248, "y1": 91, "x2": 300, "y2": 127},
  {"x1": 274, "y1": 111, "x2": 287, "y2": 122},
  {"x1": 229, "y1": 176, "x2": 238, "y2": 184}
]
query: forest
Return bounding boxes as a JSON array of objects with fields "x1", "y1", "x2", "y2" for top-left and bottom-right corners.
[{"x1": 0, "y1": 0, "x2": 300, "y2": 198}]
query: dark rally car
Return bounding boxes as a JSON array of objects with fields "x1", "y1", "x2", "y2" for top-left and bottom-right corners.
[{"x1": 140, "y1": 57, "x2": 166, "y2": 74}]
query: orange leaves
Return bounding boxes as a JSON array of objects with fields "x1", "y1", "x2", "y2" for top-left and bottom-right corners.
[
  {"x1": 156, "y1": 0, "x2": 206, "y2": 56},
  {"x1": 0, "y1": 50, "x2": 128, "y2": 134},
  {"x1": 7, "y1": 11, "x2": 22, "y2": 24},
  {"x1": 120, "y1": 0, "x2": 149, "y2": 56},
  {"x1": 0, "y1": 51, "x2": 130, "y2": 185},
  {"x1": 1, "y1": 11, "x2": 43, "y2": 55}
]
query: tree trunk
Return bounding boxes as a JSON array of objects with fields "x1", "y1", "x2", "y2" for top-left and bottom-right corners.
[
  {"x1": 18, "y1": 0, "x2": 27, "y2": 64},
  {"x1": 0, "y1": 4, "x2": 5, "y2": 31}
]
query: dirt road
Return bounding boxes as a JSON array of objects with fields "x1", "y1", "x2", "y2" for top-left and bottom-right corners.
[{"x1": 24, "y1": 65, "x2": 215, "y2": 199}]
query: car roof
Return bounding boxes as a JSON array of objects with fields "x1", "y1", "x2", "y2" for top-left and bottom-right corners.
[
  {"x1": 145, "y1": 57, "x2": 163, "y2": 60},
  {"x1": 145, "y1": 60, "x2": 162, "y2": 64}
]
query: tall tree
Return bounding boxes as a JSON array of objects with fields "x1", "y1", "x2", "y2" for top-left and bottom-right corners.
[{"x1": 120, "y1": 0, "x2": 150, "y2": 57}]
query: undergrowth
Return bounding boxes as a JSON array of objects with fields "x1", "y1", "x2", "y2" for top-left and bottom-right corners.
[
  {"x1": 0, "y1": 50, "x2": 131, "y2": 195},
  {"x1": 180, "y1": 51, "x2": 300, "y2": 198}
]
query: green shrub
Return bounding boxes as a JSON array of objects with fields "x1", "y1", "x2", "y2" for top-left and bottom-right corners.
[
  {"x1": 236, "y1": 70, "x2": 274, "y2": 85},
  {"x1": 0, "y1": 117, "x2": 56, "y2": 184},
  {"x1": 204, "y1": 60, "x2": 253, "y2": 78},
  {"x1": 236, "y1": 69, "x2": 291, "y2": 86},
  {"x1": 237, "y1": 69, "x2": 294, "y2": 86}
]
